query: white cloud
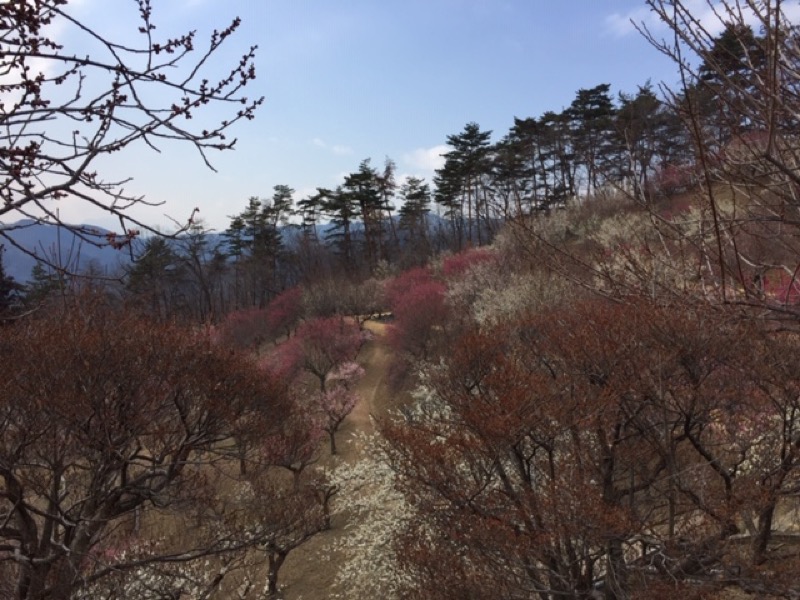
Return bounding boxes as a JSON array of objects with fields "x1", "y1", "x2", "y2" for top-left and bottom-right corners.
[
  {"x1": 0, "y1": 2, "x2": 95, "y2": 107},
  {"x1": 401, "y1": 145, "x2": 449, "y2": 174},
  {"x1": 605, "y1": 6, "x2": 652, "y2": 37},
  {"x1": 312, "y1": 137, "x2": 327, "y2": 148},
  {"x1": 605, "y1": 1, "x2": 800, "y2": 38},
  {"x1": 295, "y1": 186, "x2": 318, "y2": 200},
  {"x1": 782, "y1": 3, "x2": 800, "y2": 23},
  {"x1": 395, "y1": 172, "x2": 430, "y2": 188}
]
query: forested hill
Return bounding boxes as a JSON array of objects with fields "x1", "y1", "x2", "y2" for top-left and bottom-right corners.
[
  {"x1": 5, "y1": 4, "x2": 800, "y2": 599},
  {"x1": 1, "y1": 23, "x2": 758, "y2": 300}
]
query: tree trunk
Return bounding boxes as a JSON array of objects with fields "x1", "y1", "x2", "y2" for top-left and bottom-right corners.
[
  {"x1": 291, "y1": 469, "x2": 301, "y2": 491},
  {"x1": 236, "y1": 435, "x2": 249, "y2": 476},
  {"x1": 267, "y1": 550, "x2": 288, "y2": 598},
  {"x1": 18, "y1": 562, "x2": 67, "y2": 600},
  {"x1": 329, "y1": 430, "x2": 337, "y2": 455},
  {"x1": 752, "y1": 500, "x2": 776, "y2": 565},
  {"x1": 605, "y1": 537, "x2": 629, "y2": 600}
]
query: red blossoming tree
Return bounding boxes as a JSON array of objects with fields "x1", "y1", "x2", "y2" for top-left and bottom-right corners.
[
  {"x1": 385, "y1": 268, "x2": 448, "y2": 363},
  {"x1": 0, "y1": 299, "x2": 284, "y2": 599},
  {"x1": 265, "y1": 286, "x2": 305, "y2": 339}
]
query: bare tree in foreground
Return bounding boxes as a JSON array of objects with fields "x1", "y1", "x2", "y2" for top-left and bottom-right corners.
[
  {"x1": 640, "y1": 0, "x2": 800, "y2": 316},
  {"x1": 0, "y1": 0, "x2": 263, "y2": 256}
]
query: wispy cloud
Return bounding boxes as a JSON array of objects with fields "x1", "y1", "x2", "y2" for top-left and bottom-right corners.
[
  {"x1": 402, "y1": 145, "x2": 448, "y2": 174},
  {"x1": 310, "y1": 138, "x2": 353, "y2": 156},
  {"x1": 182, "y1": 0, "x2": 211, "y2": 9},
  {"x1": 332, "y1": 144, "x2": 353, "y2": 156}
]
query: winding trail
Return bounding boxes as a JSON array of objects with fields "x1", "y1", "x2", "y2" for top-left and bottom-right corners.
[{"x1": 336, "y1": 321, "x2": 391, "y2": 456}]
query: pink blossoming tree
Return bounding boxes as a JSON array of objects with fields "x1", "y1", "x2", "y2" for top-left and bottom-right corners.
[{"x1": 316, "y1": 361, "x2": 365, "y2": 455}]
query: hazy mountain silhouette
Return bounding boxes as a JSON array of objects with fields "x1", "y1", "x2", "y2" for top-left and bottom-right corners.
[{"x1": 0, "y1": 220, "x2": 133, "y2": 282}]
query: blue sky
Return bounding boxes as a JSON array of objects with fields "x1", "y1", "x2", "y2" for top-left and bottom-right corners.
[{"x1": 23, "y1": 0, "x2": 789, "y2": 232}]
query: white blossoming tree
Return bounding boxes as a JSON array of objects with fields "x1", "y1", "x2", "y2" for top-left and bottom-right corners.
[{"x1": 325, "y1": 432, "x2": 416, "y2": 600}]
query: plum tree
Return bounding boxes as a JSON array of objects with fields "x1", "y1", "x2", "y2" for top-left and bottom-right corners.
[{"x1": 0, "y1": 297, "x2": 284, "y2": 599}]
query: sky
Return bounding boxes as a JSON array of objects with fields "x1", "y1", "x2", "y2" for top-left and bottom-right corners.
[{"x1": 13, "y1": 0, "x2": 799, "y2": 233}]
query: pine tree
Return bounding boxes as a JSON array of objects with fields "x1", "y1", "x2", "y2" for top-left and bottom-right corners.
[
  {"x1": 491, "y1": 131, "x2": 532, "y2": 216},
  {"x1": 295, "y1": 189, "x2": 326, "y2": 242},
  {"x1": 322, "y1": 186, "x2": 361, "y2": 266},
  {"x1": 376, "y1": 158, "x2": 399, "y2": 259},
  {"x1": 537, "y1": 110, "x2": 577, "y2": 208},
  {"x1": 568, "y1": 83, "x2": 617, "y2": 196},
  {"x1": 434, "y1": 156, "x2": 466, "y2": 250},
  {"x1": 616, "y1": 83, "x2": 662, "y2": 200},
  {"x1": 342, "y1": 160, "x2": 382, "y2": 267},
  {"x1": 126, "y1": 237, "x2": 182, "y2": 319},
  {"x1": 615, "y1": 82, "x2": 690, "y2": 201},
  {"x1": 507, "y1": 116, "x2": 553, "y2": 210},
  {"x1": 436, "y1": 122, "x2": 494, "y2": 248},
  {"x1": 698, "y1": 23, "x2": 766, "y2": 137},
  {"x1": 398, "y1": 177, "x2": 432, "y2": 243},
  {"x1": 173, "y1": 220, "x2": 226, "y2": 322},
  {"x1": 0, "y1": 245, "x2": 22, "y2": 314},
  {"x1": 225, "y1": 189, "x2": 293, "y2": 308}
]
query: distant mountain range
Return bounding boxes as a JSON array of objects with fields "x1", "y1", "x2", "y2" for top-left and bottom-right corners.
[
  {"x1": 0, "y1": 220, "x2": 134, "y2": 283},
  {"x1": 1, "y1": 214, "x2": 450, "y2": 284}
]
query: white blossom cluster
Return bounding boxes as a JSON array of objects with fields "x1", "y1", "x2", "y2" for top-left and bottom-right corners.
[
  {"x1": 442, "y1": 240, "x2": 570, "y2": 328},
  {"x1": 72, "y1": 481, "x2": 273, "y2": 600},
  {"x1": 73, "y1": 538, "x2": 261, "y2": 600},
  {"x1": 324, "y1": 431, "x2": 417, "y2": 599},
  {"x1": 75, "y1": 549, "x2": 271, "y2": 600}
]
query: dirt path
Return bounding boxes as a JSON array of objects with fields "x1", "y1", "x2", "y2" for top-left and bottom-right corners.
[
  {"x1": 335, "y1": 321, "x2": 391, "y2": 458},
  {"x1": 279, "y1": 320, "x2": 393, "y2": 600}
]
